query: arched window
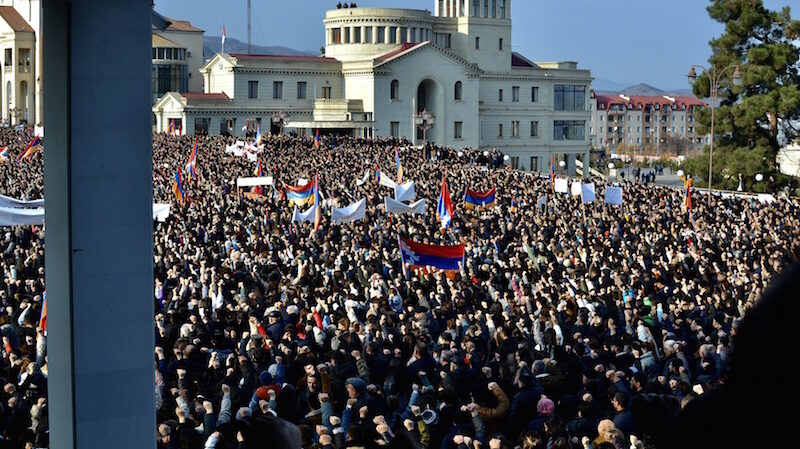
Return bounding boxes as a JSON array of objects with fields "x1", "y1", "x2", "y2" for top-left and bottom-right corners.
[
  {"x1": 390, "y1": 79, "x2": 399, "y2": 100},
  {"x1": 454, "y1": 81, "x2": 462, "y2": 100}
]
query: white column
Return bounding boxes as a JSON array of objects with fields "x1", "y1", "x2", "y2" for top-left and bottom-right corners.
[{"x1": 44, "y1": 1, "x2": 156, "y2": 449}]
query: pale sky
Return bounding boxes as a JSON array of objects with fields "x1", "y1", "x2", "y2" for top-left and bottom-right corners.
[{"x1": 153, "y1": 0, "x2": 796, "y2": 90}]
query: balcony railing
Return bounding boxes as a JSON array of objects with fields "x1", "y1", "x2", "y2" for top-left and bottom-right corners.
[{"x1": 18, "y1": 64, "x2": 31, "y2": 73}]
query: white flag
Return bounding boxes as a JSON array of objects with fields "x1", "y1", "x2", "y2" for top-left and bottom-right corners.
[
  {"x1": 379, "y1": 171, "x2": 398, "y2": 189},
  {"x1": 581, "y1": 183, "x2": 596, "y2": 203},
  {"x1": 571, "y1": 181, "x2": 582, "y2": 197},
  {"x1": 356, "y1": 171, "x2": 370, "y2": 187},
  {"x1": 604, "y1": 186, "x2": 623, "y2": 205},
  {"x1": 331, "y1": 199, "x2": 366, "y2": 224},
  {"x1": 394, "y1": 181, "x2": 416, "y2": 202},
  {"x1": 384, "y1": 197, "x2": 426, "y2": 215},
  {"x1": 554, "y1": 178, "x2": 569, "y2": 194},
  {"x1": 152, "y1": 203, "x2": 171, "y2": 222},
  {"x1": 292, "y1": 205, "x2": 317, "y2": 224}
]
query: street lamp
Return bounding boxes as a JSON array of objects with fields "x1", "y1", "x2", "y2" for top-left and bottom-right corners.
[
  {"x1": 559, "y1": 160, "x2": 566, "y2": 176},
  {"x1": 272, "y1": 111, "x2": 290, "y2": 150},
  {"x1": 688, "y1": 64, "x2": 742, "y2": 205},
  {"x1": 413, "y1": 108, "x2": 435, "y2": 146},
  {"x1": 677, "y1": 169, "x2": 685, "y2": 178}
]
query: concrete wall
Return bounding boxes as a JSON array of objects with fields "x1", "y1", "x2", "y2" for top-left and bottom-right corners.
[{"x1": 159, "y1": 29, "x2": 204, "y2": 92}]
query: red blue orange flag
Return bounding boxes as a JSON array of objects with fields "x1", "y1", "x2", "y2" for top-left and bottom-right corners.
[
  {"x1": 19, "y1": 136, "x2": 41, "y2": 160},
  {"x1": 173, "y1": 169, "x2": 186, "y2": 206}
]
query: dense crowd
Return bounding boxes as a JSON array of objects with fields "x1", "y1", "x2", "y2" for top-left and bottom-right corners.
[{"x1": 1, "y1": 127, "x2": 799, "y2": 449}]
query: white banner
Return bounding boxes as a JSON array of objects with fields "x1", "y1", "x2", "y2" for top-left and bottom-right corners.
[
  {"x1": 384, "y1": 197, "x2": 426, "y2": 215},
  {"x1": 581, "y1": 183, "x2": 596, "y2": 203},
  {"x1": 153, "y1": 203, "x2": 171, "y2": 222},
  {"x1": 233, "y1": 147, "x2": 244, "y2": 157},
  {"x1": 604, "y1": 186, "x2": 623, "y2": 205},
  {"x1": 757, "y1": 194, "x2": 776, "y2": 204},
  {"x1": 394, "y1": 181, "x2": 416, "y2": 202},
  {"x1": 571, "y1": 181, "x2": 582, "y2": 197},
  {"x1": 0, "y1": 207, "x2": 44, "y2": 226},
  {"x1": 0, "y1": 195, "x2": 45, "y2": 208},
  {"x1": 34, "y1": 126, "x2": 44, "y2": 138},
  {"x1": 356, "y1": 171, "x2": 370, "y2": 187},
  {"x1": 331, "y1": 199, "x2": 366, "y2": 224},
  {"x1": 298, "y1": 178, "x2": 309, "y2": 186},
  {"x1": 246, "y1": 152, "x2": 258, "y2": 162},
  {"x1": 237, "y1": 176, "x2": 274, "y2": 187},
  {"x1": 554, "y1": 178, "x2": 569, "y2": 194},
  {"x1": 537, "y1": 195, "x2": 547, "y2": 207},
  {"x1": 379, "y1": 171, "x2": 397, "y2": 189},
  {"x1": 292, "y1": 205, "x2": 317, "y2": 224}
]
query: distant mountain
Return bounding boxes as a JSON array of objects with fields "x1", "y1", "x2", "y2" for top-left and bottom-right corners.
[
  {"x1": 591, "y1": 78, "x2": 635, "y2": 93},
  {"x1": 620, "y1": 83, "x2": 665, "y2": 96},
  {"x1": 204, "y1": 36, "x2": 316, "y2": 59},
  {"x1": 592, "y1": 81, "x2": 698, "y2": 98}
]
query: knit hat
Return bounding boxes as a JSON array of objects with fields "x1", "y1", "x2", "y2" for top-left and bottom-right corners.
[
  {"x1": 533, "y1": 360, "x2": 547, "y2": 376},
  {"x1": 537, "y1": 397, "x2": 555, "y2": 415},
  {"x1": 259, "y1": 370, "x2": 274, "y2": 386}
]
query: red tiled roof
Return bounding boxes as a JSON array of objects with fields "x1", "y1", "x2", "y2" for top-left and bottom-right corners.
[
  {"x1": 230, "y1": 53, "x2": 338, "y2": 63},
  {"x1": 0, "y1": 6, "x2": 34, "y2": 33},
  {"x1": 374, "y1": 42, "x2": 427, "y2": 63},
  {"x1": 165, "y1": 18, "x2": 203, "y2": 32},
  {"x1": 596, "y1": 94, "x2": 706, "y2": 110},
  {"x1": 511, "y1": 52, "x2": 535, "y2": 68},
  {"x1": 182, "y1": 92, "x2": 230, "y2": 101}
]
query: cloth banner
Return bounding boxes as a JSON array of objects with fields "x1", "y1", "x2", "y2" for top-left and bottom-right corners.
[
  {"x1": 153, "y1": 203, "x2": 171, "y2": 222},
  {"x1": 757, "y1": 194, "x2": 776, "y2": 204},
  {"x1": 384, "y1": 197, "x2": 426, "y2": 215},
  {"x1": 581, "y1": 183, "x2": 596, "y2": 203},
  {"x1": 554, "y1": 178, "x2": 569, "y2": 194},
  {"x1": 0, "y1": 195, "x2": 45, "y2": 208},
  {"x1": 537, "y1": 195, "x2": 547, "y2": 207},
  {"x1": 298, "y1": 178, "x2": 309, "y2": 186},
  {"x1": 571, "y1": 181, "x2": 582, "y2": 196},
  {"x1": 356, "y1": 171, "x2": 370, "y2": 187},
  {"x1": 331, "y1": 199, "x2": 366, "y2": 224},
  {"x1": 604, "y1": 186, "x2": 623, "y2": 205},
  {"x1": 379, "y1": 171, "x2": 398, "y2": 189},
  {"x1": 237, "y1": 177, "x2": 274, "y2": 187},
  {"x1": 246, "y1": 152, "x2": 258, "y2": 162},
  {"x1": 394, "y1": 181, "x2": 416, "y2": 202},
  {"x1": 292, "y1": 205, "x2": 317, "y2": 224},
  {"x1": 0, "y1": 207, "x2": 44, "y2": 226}
]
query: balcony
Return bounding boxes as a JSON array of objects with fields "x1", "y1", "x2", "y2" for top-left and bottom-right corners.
[{"x1": 18, "y1": 64, "x2": 31, "y2": 73}]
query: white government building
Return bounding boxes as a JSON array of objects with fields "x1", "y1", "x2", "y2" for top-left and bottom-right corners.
[{"x1": 153, "y1": 0, "x2": 593, "y2": 173}]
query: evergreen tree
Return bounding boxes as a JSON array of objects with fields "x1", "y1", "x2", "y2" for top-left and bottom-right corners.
[{"x1": 688, "y1": 0, "x2": 800, "y2": 189}]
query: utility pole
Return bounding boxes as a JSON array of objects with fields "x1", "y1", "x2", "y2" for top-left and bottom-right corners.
[{"x1": 247, "y1": 0, "x2": 252, "y2": 54}]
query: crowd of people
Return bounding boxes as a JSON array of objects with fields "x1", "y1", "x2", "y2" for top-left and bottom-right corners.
[{"x1": 1, "y1": 126, "x2": 799, "y2": 448}]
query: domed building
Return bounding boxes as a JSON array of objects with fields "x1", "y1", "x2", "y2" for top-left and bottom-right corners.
[{"x1": 153, "y1": 0, "x2": 592, "y2": 173}]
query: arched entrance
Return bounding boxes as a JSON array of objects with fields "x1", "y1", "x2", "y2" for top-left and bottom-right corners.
[{"x1": 415, "y1": 78, "x2": 441, "y2": 144}]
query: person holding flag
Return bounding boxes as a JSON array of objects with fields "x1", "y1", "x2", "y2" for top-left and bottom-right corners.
[
  {"x1": 395, "y1": 145, "x2": 404, "y2": 184},
  {"x1": 437, "y1": 174, "x2": 454, "y2": 228},
  {"x1": 18, "y1": 135, "x2": 42, "y2": 160},
  {"x1": 681, "y1": 173, "x2": 694, "y2": 216},
  {"x1": 185, "y1": 139, "x2": 198, "y2": 181},
  {"x1": 313, "y1": 174, "x2": 322, "y2": 231},
  {"x1": 173, "y1": 168, "x2": 186, "y2": 206},
  {"x1": 549, "y1": 155, "x2": 556, "y2": 193},
  {"x1": 314, "y1": 129, "x2": 320, "y2": 149},
  {"x1": 0, "y1": 147, "x2": 8, "y2": 163},
  {"x1": 255, "y1": 123, "x2": 263, "y2": 147}
]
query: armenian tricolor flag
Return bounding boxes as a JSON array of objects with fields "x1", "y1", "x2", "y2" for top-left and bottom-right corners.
[
  {"x1": 0, "y1": 147, "x2": 8, "y2": 163},
  {"x1": 285, "y1": 181, "x2": 315, "y2": 206},
  {"x1": 173, "y1": 169, "x2": 186, "y2": 206},
  {"x1": 313, "y1": 174, "x2": 322, "y2": 231},
  {"x1": 437, "y1": 175, "x2": 454, "y2": 228},
  {"x1": 255, "y1": 123, "x2": 263, "y2": 146},
  {"x1": 166, "y1": 121, "x2": 175, "y2": 136},
  {"x1": 185, "y1": 139, "x2": 198, "y2": 180},
  {"x1": 254, "y1": 158, "x2": 264, "y2": 177},
  {"x1": 399, "y1": 237, "x2": 465, "y2": 271},
  {"x1": 549, "y1": 156, "x2": 556, "y2": 193},
  {"x1": 684, "y1": 177, "x2": 693, "y2": 216},
  {"x1": 395, "y1": 146, "x2": 404, "y2": 184},
  {"x1": 39, "y1": 291, "x2": 47, "y2": 334},
  {"x1": 19, "y1": 136, "x2": 41, "y2": 160},
  {"x1": 464, "y1": 188, "x2": 497, "y2": 210},
  {"x1": 314, "y1": 129, "x2": 320, "y2": 149}
]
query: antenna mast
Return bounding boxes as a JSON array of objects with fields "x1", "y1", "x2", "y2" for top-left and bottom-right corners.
[{"x1": 247, "y1": 0, "x2": 252, "y2": 54}]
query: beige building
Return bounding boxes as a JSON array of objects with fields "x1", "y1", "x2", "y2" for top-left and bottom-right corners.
[
  {"x1": 154, "y1": 0, "x2": 593, "y2": 173},
  {"x1": 590, "y1": 91, "x2": 709, "y2": 155},
  {"x1": 0, "y1": 1, "x2": 40, "y2": 125},
  {"x1": 152, "y1": 11, "x2": 204, "y2": 104}
]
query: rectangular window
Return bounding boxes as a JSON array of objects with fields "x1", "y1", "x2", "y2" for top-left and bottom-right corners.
[
  {"x1": 354, "y1": 27, "x2": 361, "y2": 43},
  {"x1": 499, "y1": 38, "x2": 504, "y2": 51},
  {"x1": 165, "y1": 48, "x2": 173, "y2": 59},
  {"x1": 322, "y1": 86, "x2": 332, "y2": 99},
  {"x1": 248, "y1": 81, "x2": 258, "y2": 99},
  {"x1": 273, "y1": 81, "x2": 283, "y2": 99},
  {"x1": 498, "y1": 123, "x2": 503, "y2": 137},
  {"x1": 344, "y1": 27, "x2": 351, "y2": 44},
  {"x1": 475, "y1": 36, "x2": 480, "y2": 49},
  {"x1": 332, "y1": 28, "x2": 342, "y2": 44},
  {"x1": 499, "y1": 0, "x2": 506, "y2": 18},
  {"x1": 511, "y1": 120, "x2": 519, "y2": 137},
  {"x1": 553, "y1": 120, "x2": 586, "y2": 141},
  {"x1": 498, "y1": 89, "x2": 503, "y2": 102},
  {"x1": 377, "y1": 27, "x2": 385, "y2": 43},
  {"x1": 297, "y1": 82, "x2": 307, "y2": 99},
  {"x1": 492, "y1": 0, "x2": 497, "y2": 18},
  {"x1": 157, "y1": 48, "x2": 165, "y2": 59},
  {"x1": 400, "y1": 27, "x2": 408, "y2": 43},
  {"x1": 531, "y1": 121, "x2": 539, "y2": 137},
  {"x1": 5, "y1": 48, "x2": 12, "y2": 66},
  {"x1": 554, "y1": 85, "x2": 586, "y2": 111},
  {"x1": 152, "y1": 48, "x2": 157, "y2": 59},
  {"x1": 454, "y1": 121, "x2": 463, "y2": 139},
  {"x1": 391, "y1": 121, "x2": 400, "y2": 137},
  {"x1": 389, "y1": 27, "x2": 398, "y2": 44},
  {"x1": 484, "y1": 0, "x2": 488, "y2": 16},
  {"x1": 512, "y1": 86, "x2": 519, "y2": 102},
  {"x1": 472, "y1": 0, "x2": 479, "y2": 17},
  {"x1": 532, "y1": 86, "x2": 539, "y2": 102},
  {"x1": 459, "y1": 0, "x2": 466, "y2": 16},
  {"x1": 366, "y1": 27, "x2": 373, "y2": 43}
]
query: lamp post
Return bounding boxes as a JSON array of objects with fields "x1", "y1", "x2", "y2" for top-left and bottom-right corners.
[
  {"x1": 413, "y1": 108, "x2": 435, "y2": 146},
  {"x1": 755, "y1": 173, "x2": 764, "y2": 193},
  {"x1": 608, "y1": 162, "x2": 616, "y2": 180},
  {"x1": 559, "y1": 160, "x2": 566, "y2": 176},
  {"x1": 272, "y1": 111, "x2": 290, "y2": 150},
  {"x1": 687, "y1": 64, "x2": 742, "y2": 205}
]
